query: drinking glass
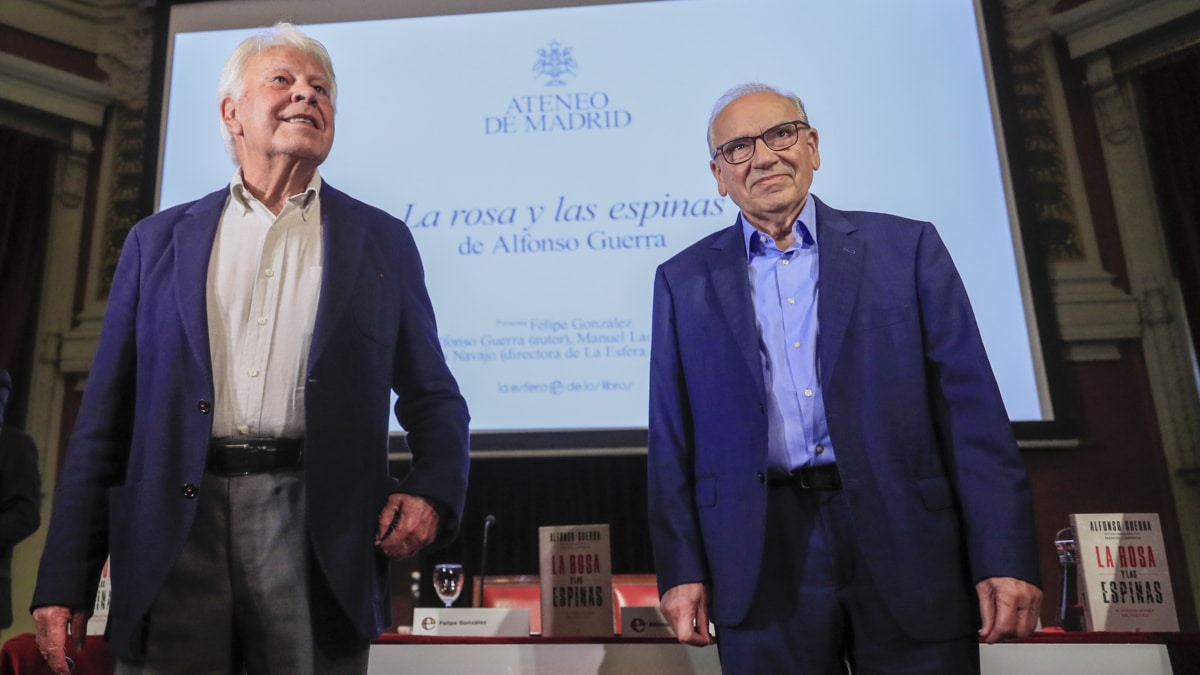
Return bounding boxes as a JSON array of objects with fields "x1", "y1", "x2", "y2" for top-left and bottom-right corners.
[{"x1": 433, "y1": 563, "x2": 464, "y2": 608}]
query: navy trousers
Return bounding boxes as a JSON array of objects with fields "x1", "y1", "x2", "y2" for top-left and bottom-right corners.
[{"x1": 715, "y1": 482, "x2": 979, "y2": 674}]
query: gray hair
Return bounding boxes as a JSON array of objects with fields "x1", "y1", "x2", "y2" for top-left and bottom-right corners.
[
  {"x1": 218, "y1": 22, "x2": 338, "y2": 164},
  {"x1": 707, "y1": 83, "x2": 808, "y2": 157}
]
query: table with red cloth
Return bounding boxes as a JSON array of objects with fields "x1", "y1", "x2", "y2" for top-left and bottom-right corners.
[
  {"x1": 2, "y1": 631, "x2": 1198, "y2": 674},
  {"x1": 0, "y1": 634, "x2": 113, "y2": 675}
]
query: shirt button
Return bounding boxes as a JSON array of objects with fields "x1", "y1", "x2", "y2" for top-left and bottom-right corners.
[
  {"x1": 815, "y1": 444, "x2": 825, "y2": 455},
  {"x1": 197, "y1": 399, "x2": 211, "y2": 414},
  {"x1": 793, "y1": 341, "x2": 801, "y2": 348},
  {"x1": 781, "y1": 259, "x2": 790, "y2": 266},
  {"x1": 264, "y1": 268, "x2": 275, "y2": 277},
  {"x1": 787, "y1": 298, "x2": 795, "y2": 304},
  {"x1": 182, "y1": 484, "x2": 199, "y2": 499},
  {"x1": 248, "y1": 368, "x2": 260, "y2": 377},
  {"x1": 804, "y1": 389, "x2": 814, "y2": 397},
  {"x1": 257, "y1": 317, "x2": 267, "y2": 325}
]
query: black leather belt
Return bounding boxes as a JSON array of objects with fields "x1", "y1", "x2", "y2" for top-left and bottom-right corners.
[
  {"x1": 768, "y1": 463, "x2": 841, "y2": 490},
  {"x1": 208, "y1": 438, "x2": 303, "y2": 476}
]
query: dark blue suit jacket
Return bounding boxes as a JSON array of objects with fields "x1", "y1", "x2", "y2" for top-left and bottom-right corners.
[
  {"x1": 32, "y1": 183, "x2": 469, "y2": 658},
  {"x1": 647, "y1": 197, "x2": 1038, "y2": 641}
]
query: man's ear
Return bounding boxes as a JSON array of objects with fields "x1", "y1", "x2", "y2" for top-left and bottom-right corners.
[
  {"x1": 220, "y1": 97, "x2": 242, "y2": 135},
  {"x1": 806, "y1": 127, "x2": 821, "y2": 172},
  {"x1": 710, "y1": 159, "x2": 729, "y2": 197}
]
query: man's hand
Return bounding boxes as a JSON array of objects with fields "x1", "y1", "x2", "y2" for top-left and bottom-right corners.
[
  {"x1": 33, "y1": 605, "x2": 87, "y2": 674},
  {"x1": 976, "y1": 576, "x2": 1042, "y2": 643},
  {"x1": 375, "y1": 493, "x2": 440, "y2": 560},
  {"x1": 661, "y1": 582, "x2": 714, "y2": 647}
]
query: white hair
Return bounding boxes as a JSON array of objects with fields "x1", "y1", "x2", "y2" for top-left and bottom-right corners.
[
  {"x1": 707, "y1": 83, "x2": 808, "y2": 157},
  {"x1": 217, "y1": 22, "x2": 337, "y2": 164}
]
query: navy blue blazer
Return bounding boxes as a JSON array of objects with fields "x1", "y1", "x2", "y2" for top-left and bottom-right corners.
[
  {"x1": 647, "y1": 197, "x2": 1038, "y2": 641},
  {"x1": 32, "y1": 183, "x2": 469, "y2": 658}
]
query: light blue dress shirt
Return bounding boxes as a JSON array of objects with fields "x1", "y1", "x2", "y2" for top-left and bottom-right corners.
[{"x1": 741, "y1": 195, "x2": 836, "y2": 472}]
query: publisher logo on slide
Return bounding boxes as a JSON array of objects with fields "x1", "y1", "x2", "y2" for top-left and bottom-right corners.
[{"x1": 484, "y1": 40, "x2": 633, "y2": 135}]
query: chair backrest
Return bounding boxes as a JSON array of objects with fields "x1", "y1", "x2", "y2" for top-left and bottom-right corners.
[{"x1": 612, "y1": 573, "x2": 660, "y2": 610}]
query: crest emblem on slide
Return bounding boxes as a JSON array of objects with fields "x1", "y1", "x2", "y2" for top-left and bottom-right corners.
[{"x1": 533, "y1": 40, "x2": 577, "y2": 86}]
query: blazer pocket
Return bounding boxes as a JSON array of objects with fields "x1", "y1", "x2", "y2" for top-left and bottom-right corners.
[
  {"x1": 695, "y1": 474, "x2": 716, "y2": 508},
  {"x1": 917, "y1": 476, "x2": 955, "y2": 511}
]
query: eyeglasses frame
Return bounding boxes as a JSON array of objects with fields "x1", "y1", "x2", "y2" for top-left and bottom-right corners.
[{"x1": 712, "y1": 119, "x2": 812, "y2": 164}]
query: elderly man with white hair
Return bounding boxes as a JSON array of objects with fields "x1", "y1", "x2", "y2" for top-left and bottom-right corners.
[{"x1": 31, "y1": 22, "x2": 469, "y2": 675}]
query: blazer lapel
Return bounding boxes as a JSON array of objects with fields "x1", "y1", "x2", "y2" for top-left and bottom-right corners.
[
  {"x1": 309, "y1": 183, "x2": 367, "y2": 371},
  {"x1": 707, "y1": 223, "x2": 765, "y2": 394},
  {"x1": 815, "y1": 198, "x2": 862, "y2": 386},
  {"x1": 174, "y1": 190, "x2": 225, "y2": 381}
]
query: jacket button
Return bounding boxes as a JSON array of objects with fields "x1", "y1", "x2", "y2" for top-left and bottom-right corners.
[
  {"x1": 757, "y1": 472, "x2": 766, "y2": 484},
  {"x1": 197, "y1": 399, "x2": 211, "y2": 414},
  {"x1": 182, "y1": 484, "x2": 199, "y2": 498}
]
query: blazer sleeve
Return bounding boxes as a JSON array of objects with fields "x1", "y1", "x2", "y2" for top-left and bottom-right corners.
[
  {"x1": 646, "y1": 264, "x2": 709, "y2": 595},
  {"x1": 32, "y1": 228, "x2": 143, "y2": 611},
  {"x1": 389, "y1": 225, "x2": 470, "y2": 545},
  {"x1": 915, "y1": 222, "x2": 1040, "y2": 586}
]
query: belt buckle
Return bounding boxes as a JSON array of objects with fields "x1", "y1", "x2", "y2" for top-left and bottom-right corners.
[{"x1": 209, "y1": 442, "x2": 262, "y2": 477}]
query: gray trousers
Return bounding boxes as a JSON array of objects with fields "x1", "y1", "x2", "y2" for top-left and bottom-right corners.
[{"x1": 116, "y1": 469, "x2": 369, "y2": 675}]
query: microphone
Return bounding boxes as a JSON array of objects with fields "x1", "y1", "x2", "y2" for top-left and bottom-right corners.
[{"x1": 477, "y1": 515, "x2": 496, "y2": 607}]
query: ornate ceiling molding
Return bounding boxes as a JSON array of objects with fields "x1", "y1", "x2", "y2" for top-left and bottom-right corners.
[
  {"x1": 0, "y1": 51, "x2": 112, "y2": 126},
  {"x1": 1048, "y1": 0, "x2": 1200, "y2": 60},
  {"x1": 0, "y1": 0, "x2": 143, "y2": 53}
]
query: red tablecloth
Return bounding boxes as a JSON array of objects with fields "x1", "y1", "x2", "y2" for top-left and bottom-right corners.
[
  {"x1": 0, "y1": 634, "x2": 114, "y2": 675},
  {"x1": 2, "y1": 630, "x2": 1197, "y2": 674}
]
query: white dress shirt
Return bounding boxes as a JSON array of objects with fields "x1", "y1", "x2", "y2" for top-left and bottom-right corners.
[{"x1": 206, "y1": 171, "x2": 324, "y2": 439}]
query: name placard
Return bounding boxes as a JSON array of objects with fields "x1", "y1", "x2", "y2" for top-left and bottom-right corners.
[
  {"x1": 410, "y1": 608, "x2": 531, "y2": 637},
  {"x1": 619, "y1": 606, "x2": 674, "y2": 637}
]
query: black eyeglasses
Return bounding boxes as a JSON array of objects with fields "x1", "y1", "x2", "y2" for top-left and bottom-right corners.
[{"x1": 712, "y1": 120, "x2": 810, "y2": 164}]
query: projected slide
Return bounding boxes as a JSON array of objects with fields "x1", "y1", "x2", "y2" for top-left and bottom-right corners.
[{"x1": 161, "y1": 0, "x2": 1044, "y2": 432}]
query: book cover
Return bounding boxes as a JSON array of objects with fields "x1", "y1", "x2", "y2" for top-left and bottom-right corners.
[
  {"x1": 86, "y1": 558, "x2": 111, "y2": 636},
  {"x1": 1069, "y1": 512, "x2": 1179, "y2": 632},
  {"x1": 538, "y1": 523, "x2": 613, "y2": 636}
]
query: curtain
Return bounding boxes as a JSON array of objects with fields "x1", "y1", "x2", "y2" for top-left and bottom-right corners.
[
  {"x1": 0, "y1": 126, "x2": 56, "y2": 426},
  {"x1": 1140, "y1": 50, "x2": 1200, "y2": 363}
]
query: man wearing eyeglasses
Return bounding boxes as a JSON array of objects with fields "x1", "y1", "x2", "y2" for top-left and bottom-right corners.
[{"x1": 647, "y1": 83, "x2": 1042, "y2": 673}]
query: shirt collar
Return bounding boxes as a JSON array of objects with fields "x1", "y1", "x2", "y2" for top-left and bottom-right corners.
[
  {"x1": 229, "y1": 170, "x2": 323, "y2": 220},
  {"x1": 742, "y1": 194, "x2": 818, "y2": 260}
]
